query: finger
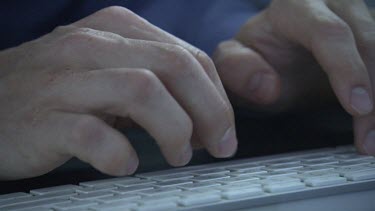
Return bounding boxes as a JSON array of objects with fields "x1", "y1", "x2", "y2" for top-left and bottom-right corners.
[
  {"x1": 327, "y1": 0, "x2": 375, "y2": 79},
  {"x1": 327, "y1": 0, "x2": 375, "y2": 155},
  {"x1": 52, "y1": 68, "x2": 193, "y2": 166},
  {"x1": 72, "y1": 6, "x2": 234, "y2": 151},
  {"x1": 52, "y1": 111, "x2": 139, "y2": 176},
  {"x1": 72, "y1": 6, "x2": 230, "y2": 104},
  {"x1": 213, "y1": 40, "x2": 281, "y2": 104},
  {"x1": 240, "y1": 0, "x2": 373, "y2": 116},
  {"x1": 354, "y1": 116, "x2": 375, "y2": 155},
  {"x1": 52, "y1": 30, "x2": 237, "y2": 158}
]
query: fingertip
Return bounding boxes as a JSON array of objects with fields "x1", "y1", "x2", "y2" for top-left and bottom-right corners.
[
  {"x1": 209, "y1": 127, "x2": 238, "y2": 158},
  {"x1": 362, "y1": 130, "x2": 375, "y2": 156},
  {"x1": 126, "y1": 155, "x2": 139, "y2": 175},
  {"x1": 178, "y1": 144, "x2": 193, "y2": 166},
  {"x1": 167, "y1": 144, "x2": 193, "y2": 167}
]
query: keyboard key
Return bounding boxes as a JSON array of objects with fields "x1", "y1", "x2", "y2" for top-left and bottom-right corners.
[
  {"x1": 138, "y1": 187, "x2": 182, "y2": 196},
  {"x1": 192, "y1": 174, "x2": 230, "y2": 182},
  {"x1": 298, "y1": 169, "x2": 340, "y2": 178},
  {"x1": 191, "y1": 168, "x2": 230, "y2": 175},
  {"x1": 140, "y1": 194, "x2": 179, "y2": 202},
  {"x1": 178, "y1": 181, "x2": 221, "y2": 190},
  {"x1": 335, "y1": 154, "x2": 374, "y2": 162},
  {"x1": 178, "y1": 192, "x2": 221, "y2": 206},
  {"x1": 137, "y1": 167, "x2": 201, "y2": 178},
  {"x1": 150, "y1": 173, "x2": 194, "y2": 181},
  {"x1": 1, "y1": 198, "x2": 69, "y2": 210},
  {"x1": 335, "y1": 165, "x2": 374, "y2": 176},
  {"x1": 336, "y1": 160, "x2": 372, "y2": 167},
  {"x1": 226, "y1": 163, "x2": 266, "y2": 172},
  {"x1": 216, "y1": 182, "x2": 262, "y2": 190},
  {"x1": 343, "y1": 169, "x2": 375, "y2": 181},
  {"x1": 258, "y1": 171, "x2": 298, "y2": 179},
  {"x1": 80, "y1": 177, "x2": 140, "y2": 187},
  {"x1": 112, "y1": 185, "x2": 154, "y2": 194},
  {"x1": 71, "y1": 191, "x2": 114, "y2": 200},
  {"x1": 95, "y1": 193, "x2": 141, "y2": 203},
  {"x1": 218, "y1": 176, "x2": 260, "y2": 185},
  {"x1": 302, "y1": 158, "x2": 338, "y2": 166},
  {"x1": 115, "y1": 179, "x2": 156, "y2": 187},
  {"x1": 136, "y1": 201, "x2": 177, "y2": 211},
  {"x1": 297, "y1": 166, "x2": 335, "y2": 174},
  {"x1": 229, "y1": 169, "x2": 268, "y2": 177},
  {"x1": 221, "y1": 186, "x2": 264, "y2": 200},
  {"x1": 52, "y1": 200, "x2": 98, "y2": 210},
  {"x1": 299, "y1": 154, "x2": 333, "y2": 161},
  {"x1": 263, "y1": 181, "x2": 306, "y2": 193},
  {"x1": 89, "y1": 201, "x2": 138, "y2": 211},
  {"x1": 0, "y1": 192, "x2": 30, "y2": 202},
  {"x1": 30, "y1": 185, "x2": 80, "y2": 195},
  {"x1": 304, "y1": 176, "x2": 347, "y2": 187},
  {"x1": 0, "y1": 191, "x2": 76, "y2": 208},
  {"x1": 260, "y1": 177, "x2": 301, "y2": 185},
  {"x1": 75, "y1": 185, "x2": 117, "y2": 194},
  {"x1": 267, "y1": 163, "x2": 304, "y2": 172},
  {"x1": 154, "y1": 179, "x2": 193, "y2": 187},
  {"x1": 264, "y1": 159, "x2": 301, "y2": 166}
]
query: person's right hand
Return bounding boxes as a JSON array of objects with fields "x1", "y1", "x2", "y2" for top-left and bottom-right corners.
[
  {"x1": 213, "y1": 0, "x2": 375, "y2": 155},
  {"x1": 0, "y1": 6, "x2": 237, "y2": 180}
]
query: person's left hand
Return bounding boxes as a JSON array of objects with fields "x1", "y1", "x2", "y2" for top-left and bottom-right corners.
[{"x1": 213, "y1": 0, "x2": 375, "y2": 155}]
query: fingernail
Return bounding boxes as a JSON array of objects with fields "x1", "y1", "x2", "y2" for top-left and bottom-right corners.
[
  {"x1": 351, "y1": 87, "x2": 373, "y2": 115},
  {"x1": 178, "y1": 144, "x2": 192, "y2": 166},
  {"x1": 126, "y1": 156, "x2": 138, "y2": 175},
  {"x1": 364, "y1": 130, "x2": 375, "y2": 155},
  {"x1": 214, "y1": 128, "x2": 237, "y2": 158}
]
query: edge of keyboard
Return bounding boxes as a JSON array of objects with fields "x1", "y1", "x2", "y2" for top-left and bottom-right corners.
[{"x1": 1, "y1": 145, "x2": 375, "y2": 211}]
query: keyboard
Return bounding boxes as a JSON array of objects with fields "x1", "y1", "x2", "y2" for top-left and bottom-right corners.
[{"x1": 1, "y1": 146, "x2": 375, "y2": 211}]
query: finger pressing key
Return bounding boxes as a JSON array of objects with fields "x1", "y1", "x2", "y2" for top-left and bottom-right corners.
[
  {"x1": 51, "y1": 68, "x2": 194, "y2": 168},
  {"x1": 51, "y1": 28, "x2": 238, "y2": 158}
]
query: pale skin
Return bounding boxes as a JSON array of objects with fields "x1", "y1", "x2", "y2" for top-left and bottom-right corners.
[
  {"x1": 1, "y1": 0, "x2": 374, "y2": 181},
  {"x1": 213, "y1": 0, "x2": 375, "y2": 156},
  {"x1": 0, "y1": 7, "x2": 237, "y2": 180}
]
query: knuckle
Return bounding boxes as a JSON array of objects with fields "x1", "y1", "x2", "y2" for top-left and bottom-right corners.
[
  {"x1": 193, "y1": 50, "x2": 218, "y2": 79},
  {"x1": 314, "y1": 18, "x2": 351, "y2": 38},
  {"x1": 126, "y1": 69, "x2": 160, "y2": 104},
  {"x1": 61, "y1": 28, "x2": 97, "y2": 45},
  {"x1": 161, "y1": 44, "x2": 196, "y2": 77},
  {"x1": 195, "y1": 50, "x2": 210, "y2": 63},
  {"x1": 97, "y1": 6, "x2": 140, "y2": 24},
  {"x1": 195, "y1": 50, "x2": 213, "y2": 67},
  {"x1": 52, "y1": 25, "x2": 73, "y2": 35},
  {"x1": 168, "y1": 44, "x2": 192, "y2": 60},
  {"x1": 56, "y1": 28, "x2": 101, "y2": 53},
  {"x1": 72, "y1": 116, "x2": 104, "y2": 147},
  {"x1": 357, "y1": 24, "x2": 375, "y2": 49}
]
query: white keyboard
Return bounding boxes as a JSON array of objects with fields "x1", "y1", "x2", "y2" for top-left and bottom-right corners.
[{"x1": 1, "y1": 146, "x2": 375, "y2": 211}]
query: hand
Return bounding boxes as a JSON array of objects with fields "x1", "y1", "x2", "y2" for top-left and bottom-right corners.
[
  {"x1": 213, "y1": 0, "x2": 375, "y2": 154},
  {"x1": 0, "y1": 6, "x2": 237, "y2": 180}
]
